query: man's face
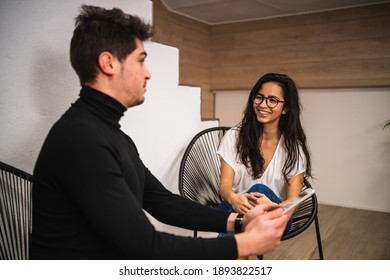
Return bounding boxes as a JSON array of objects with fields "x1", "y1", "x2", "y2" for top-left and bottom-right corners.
[{"x1": 117, "y1": 39, "x2": 151, "y2": 108}]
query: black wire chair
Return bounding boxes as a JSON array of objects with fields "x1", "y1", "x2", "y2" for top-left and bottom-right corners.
[
  {"x1": 178, "y1": 127, "x2": 324, "y2": 259},
  {"x1": 0, "y1": 161, "x2": 33, "y2": 260}
]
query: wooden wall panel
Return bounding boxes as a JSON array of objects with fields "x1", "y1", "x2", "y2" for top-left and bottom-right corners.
[
  {"x1": 212, "y1": 39, "x2": 390, "y2": 67},
  {"x1": 210, "y1": 4, "x2": 390, "y2": 91},
  {"x1": 211, "y1": 57, "x2": 390, "y2": 89},
  {"x1": 152, "y1": 0, "x2": 214, "y2": 118},
  {"x1": 152, "y1": 0, "x2": 390, "y2": 119}
]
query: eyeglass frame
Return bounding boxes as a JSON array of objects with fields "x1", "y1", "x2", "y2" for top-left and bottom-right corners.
[{"x1": 252, "y1": 93, "x2": 285, "y2": 108}]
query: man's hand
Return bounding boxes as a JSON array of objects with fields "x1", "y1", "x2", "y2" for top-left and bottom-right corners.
[
  {"x1": 235, "y1": 205, "x2": 294, "y2": 257},
  {"x1": 242, "y1": 203, "x2": 283, "y2": 229}
]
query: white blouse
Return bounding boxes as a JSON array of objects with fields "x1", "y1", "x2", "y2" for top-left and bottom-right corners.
[{"x1": 217, "y1": 127, "x2": 306, "y2": 200}]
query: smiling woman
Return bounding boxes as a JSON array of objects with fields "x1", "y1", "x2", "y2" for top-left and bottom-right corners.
[
  {"x1": 216, "y1": 72, "x2": 312, "y2": 221},
  {"x1": 251, "y1": 82, "x2": 287, "y2": 126}
]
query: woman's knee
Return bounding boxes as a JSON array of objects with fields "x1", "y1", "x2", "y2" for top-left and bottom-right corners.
[
  {"x1": 248, "y1": 184, "x2": 272, "y2": 193},
  {"x1": 248, "y1": 184, "x2": 281, "y2": 204}
]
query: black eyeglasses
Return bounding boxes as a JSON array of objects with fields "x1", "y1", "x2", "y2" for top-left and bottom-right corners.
[{"x1": 252, "y1": 94, "x2": 284, "y2": 108}]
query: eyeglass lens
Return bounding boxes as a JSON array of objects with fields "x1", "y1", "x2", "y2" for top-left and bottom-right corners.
[{"x1": 253, "y1": 94, "x2": 280, "y2": 108}]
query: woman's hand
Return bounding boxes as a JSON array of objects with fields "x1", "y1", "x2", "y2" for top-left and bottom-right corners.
[
  {"x1": 253, "y1": 192, "x2": 273, "y2": 205},
  {"x1": 245, "y1": 192, "x2": 273, "y2": 206},
  {"x1": 230, "y1": 192, "x2": 274, "y2": 214},
  {"x1": 229, "y1": 193, "x2": 255, "y2": 214}
]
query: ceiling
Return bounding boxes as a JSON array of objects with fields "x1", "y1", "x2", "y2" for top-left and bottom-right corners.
[{"x1": 160, "y1": 0, "x2": 390, "y2": 25}]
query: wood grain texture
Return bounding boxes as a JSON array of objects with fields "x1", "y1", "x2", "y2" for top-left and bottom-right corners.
[
  {"x1": 265, "y1": 204, "x2": 390, "y2": 260},
  {"x1": 152, "y1": 0, "x2": 390, "y2": 119},
  {"x1": 153, "y1": 0, "x2": 213, "y2": 118}
]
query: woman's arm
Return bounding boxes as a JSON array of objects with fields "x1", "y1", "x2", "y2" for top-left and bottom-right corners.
[
  {"x1": 279, "y1": 172, "x2": 304, "y2": 207},
  {"x1": 219, "y1": 158, "x2": 257, "y2": 214}
]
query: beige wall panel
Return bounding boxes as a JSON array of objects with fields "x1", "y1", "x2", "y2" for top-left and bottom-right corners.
[
  {"x1": 179, "y1": 47, "x2": 210, "y2": 85},
  {"x1": 199, "y1": 85, "x2": 214, "y2": 120},
  {"x1": 153, "y1": 0, "x2": 214, "y2": 118},
  {"x1": 212, "y1": 16, "x2": 390, "y2": 47},
  {"x1": 212, "y1": 38, "x2": 390, "y2": 67},
  {"x1": 210, "y1": 4, "x2": 390, "y2": 92},
  {"x1": 153, "y1": 0, "x2": 390, "y2": 118},
  {"x1": 211, "y1": 57, "x2": 390, "y2": 90},
  {"x1": 153, "y1": 0, "x2": 210, "y2": 47},
  {"x1": 210, "y1": 3, "x2": 390, "y2": 34}
]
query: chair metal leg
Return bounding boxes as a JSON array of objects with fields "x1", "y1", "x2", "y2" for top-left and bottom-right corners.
[{"x1": 314, "y1": 216, "x2": 324, "y2": 260}]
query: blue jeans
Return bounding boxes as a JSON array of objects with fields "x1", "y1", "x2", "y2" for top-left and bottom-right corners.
[{"x1": 217, "y1": 184, "x2": 293, "y2": 258}]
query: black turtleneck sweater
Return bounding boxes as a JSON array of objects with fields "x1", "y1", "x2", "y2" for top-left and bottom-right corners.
[{"x1": 30, "y1": 87, "x2": 237, "y2": 260}]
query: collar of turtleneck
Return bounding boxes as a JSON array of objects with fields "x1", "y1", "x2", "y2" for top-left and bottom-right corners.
[{"x1": 78, "y1": 86, "x2": 127, "y2": 128}]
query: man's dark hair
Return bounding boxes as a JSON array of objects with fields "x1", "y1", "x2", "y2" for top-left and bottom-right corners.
[{"x1": 70, "y1": 5, "x2": 153, "y2": 85}]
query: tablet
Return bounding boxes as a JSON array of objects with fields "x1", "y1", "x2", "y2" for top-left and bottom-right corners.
[{"x1": 282, "y1": 188, "x2": 315, "y2": 214}]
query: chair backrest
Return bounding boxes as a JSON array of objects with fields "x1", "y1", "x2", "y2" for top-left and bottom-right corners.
[
  {"x1": 0, "y1": 161, "x2": 33, "y2": 260},
  {"x1": 281, "y1": 178, "x2": 318, "y2": 240},
  {"x1": 178, "y1": 126, "x2": 230, "y2": 208}
]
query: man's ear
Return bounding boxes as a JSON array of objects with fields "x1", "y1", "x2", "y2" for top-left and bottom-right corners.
[{"x1": 98, "y1": 51, "x2": 115, "y2": 75}]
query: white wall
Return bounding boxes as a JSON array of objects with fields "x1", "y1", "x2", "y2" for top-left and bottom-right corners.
[
  {"x1": 215, "y1": 88, "x2": 390, "y2": 213},
  {"x1": 0, "y1": 0, "x2": 217, "y2": 235}
]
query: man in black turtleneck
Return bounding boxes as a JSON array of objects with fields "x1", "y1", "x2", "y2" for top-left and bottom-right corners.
[{"x1": 30, "y1": 5, "x2": 290, "y2": 260}]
